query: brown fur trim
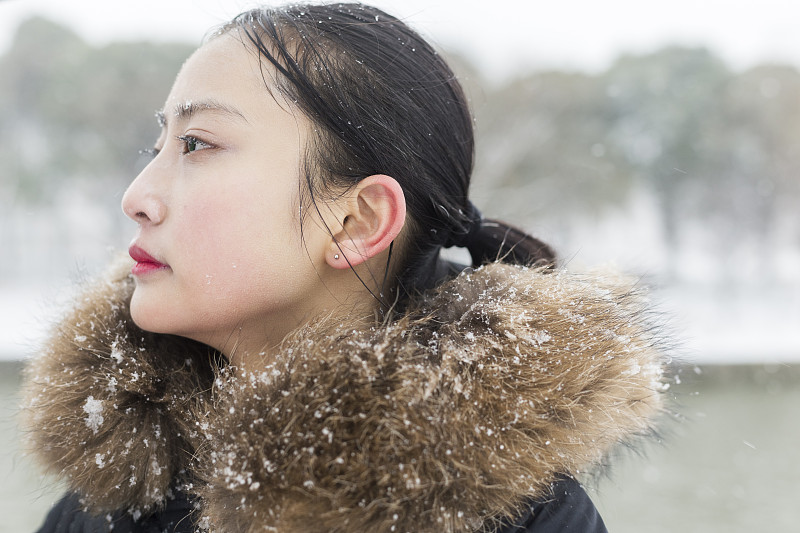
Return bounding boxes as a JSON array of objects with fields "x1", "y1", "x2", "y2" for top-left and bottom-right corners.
[
  {"x1": 22, "y1": 258, "x2": 218, "y2": 516},
  {"x1": 23, "y1": 261, "x2": 667, "y2": 531},
  {"x1": 196, "y1": 264, "x2": 666, "y2": 532}
]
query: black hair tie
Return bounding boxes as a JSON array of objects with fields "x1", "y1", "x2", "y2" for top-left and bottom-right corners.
[{"x1": 442, "y1": 201, "x2": 483, "y2": 249}]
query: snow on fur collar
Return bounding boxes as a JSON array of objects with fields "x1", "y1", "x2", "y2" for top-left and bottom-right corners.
[{"x1": 23, "y1": 258, "x2": 668, "y2": 532}]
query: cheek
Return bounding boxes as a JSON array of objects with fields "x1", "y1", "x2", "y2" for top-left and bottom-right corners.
[
  {"x1": 171, "y1": 194, "x2": 249, "y2": 296},
  {"x1": 172, "y1": 189, "x2": 286, "y2": 288},
  {"x1": 175, "y1": 199, "x2": 232, "y2": 258}
]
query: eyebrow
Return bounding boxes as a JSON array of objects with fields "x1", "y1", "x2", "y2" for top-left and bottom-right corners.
[{"x1": 155, "y1": 99, "x2": 248, "y2": 128}]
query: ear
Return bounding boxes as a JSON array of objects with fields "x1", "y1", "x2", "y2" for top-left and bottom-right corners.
[{"x1": 327, "y1": 175, "x2": 406, "y2": 269}]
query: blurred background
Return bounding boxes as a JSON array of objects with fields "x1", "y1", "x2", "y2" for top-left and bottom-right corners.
[{"x1": 1, "y1": 0, "x2": 798, "y2": 531}]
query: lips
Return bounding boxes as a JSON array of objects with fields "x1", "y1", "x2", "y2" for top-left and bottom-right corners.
[{"x1": 129, "y1": 245, "x2": 170, "y2": 276}]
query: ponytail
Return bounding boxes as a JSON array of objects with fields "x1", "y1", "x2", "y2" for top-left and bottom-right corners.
[
  {"x1": 396, "y1": 201, "x2": 556, "y2": 301},
  {"x1": 464, "y1": 218, "x2": 556, "y2": 268},
  {"x1": 439, "y1": 200, "x2": 556, "y2": 268}
]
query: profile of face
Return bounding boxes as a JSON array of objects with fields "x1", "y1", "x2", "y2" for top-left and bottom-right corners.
[
  {"x1": 122, "y1": 34, "x2": 336, "y2": 362},
  {"x1": 121, "y1": 33, "x2": 406, "y2": 365}
]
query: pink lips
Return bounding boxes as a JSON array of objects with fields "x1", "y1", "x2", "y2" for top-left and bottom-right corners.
[{"x1": 129, "y1": 245, "x2": 169, "y2": 276}]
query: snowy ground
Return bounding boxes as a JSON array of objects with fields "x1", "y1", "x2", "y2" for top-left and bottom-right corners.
[
  {"x1": 2, "y1": 280, "x2": 798, "y2": 364},
  {"x1": 660, "y1": 284, "x2": 800, "y2": 364},
  {"x1": 0, "y1": 282, "x2": 77, "y2": 361}
]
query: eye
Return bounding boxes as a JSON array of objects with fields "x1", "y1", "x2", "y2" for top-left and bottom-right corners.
[{"x1": 177, "y1": 135, "x2": 213, "y2": 154}]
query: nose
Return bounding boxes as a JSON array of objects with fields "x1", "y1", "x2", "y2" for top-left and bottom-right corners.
[{"x1": 121, "y1": 161, "x2": 167, "y2": 225}]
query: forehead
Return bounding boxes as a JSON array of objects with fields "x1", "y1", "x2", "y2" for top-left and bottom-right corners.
[{"x1": 163, "y1": 33, "x2": 291, "y2": 124}]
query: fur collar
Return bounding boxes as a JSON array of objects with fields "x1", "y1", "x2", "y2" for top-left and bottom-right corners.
[{"x1": 23, "y1": 258, "x2": 667, "y2": 532}]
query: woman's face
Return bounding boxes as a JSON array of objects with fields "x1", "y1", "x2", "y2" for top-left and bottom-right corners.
[{"x1": 121, "y1": 34, "x2": 337, "y2": 361}]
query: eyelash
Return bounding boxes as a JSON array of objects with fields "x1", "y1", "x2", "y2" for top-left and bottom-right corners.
[
  {"x1": 176, "y1": 135, "x2": 213, "y2": 154},
  {"x1": 138, "y1": 135, "x2": 214, "y2": 159}
]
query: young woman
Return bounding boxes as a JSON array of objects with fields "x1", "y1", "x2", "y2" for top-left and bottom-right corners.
[{"x1": 24, "y1": 3, "x2": 667, "y2": 532}]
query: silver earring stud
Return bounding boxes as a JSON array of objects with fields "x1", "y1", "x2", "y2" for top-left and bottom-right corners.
[{"x1": 334, "y1": 254, "x2": 340, "y2": 260}]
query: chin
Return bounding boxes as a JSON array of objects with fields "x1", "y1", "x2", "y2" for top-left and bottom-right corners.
[{"x1": 129, "y1": 289, "x2": 173, "y2": 335}]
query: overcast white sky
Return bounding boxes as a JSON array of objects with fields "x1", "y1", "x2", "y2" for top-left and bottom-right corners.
[{"x1": 2, "y1": 0, "x2": 800, "y2": 80}]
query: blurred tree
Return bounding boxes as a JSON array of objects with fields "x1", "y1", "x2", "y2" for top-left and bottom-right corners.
[
  {"x1": 1, "y1": 17, "x2": 798, "y2": 285},
  {"x1": 469, "y1": 45, "x2": 800, "y2": 282},
  {"x1": 0, "y1": 16, "x2": 194, "y2": 206},
  {"x1": 602, "y1": 47, "x2": 731, "y2": 277},
  {"x1": 473, "y1": 68, "x2": 635, "y2": 222}
]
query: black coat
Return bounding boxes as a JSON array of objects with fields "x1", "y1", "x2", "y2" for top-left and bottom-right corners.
[{"x1": 36, "y1": 477, "x2": 607, "y2": 533}]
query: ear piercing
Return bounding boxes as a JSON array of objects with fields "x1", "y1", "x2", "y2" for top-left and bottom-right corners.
[{"x1": 334, "y1": 254, "x2": 340, "y2": 260}]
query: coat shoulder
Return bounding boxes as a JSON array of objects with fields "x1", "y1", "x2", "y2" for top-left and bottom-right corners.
[
  {"x1": 35, "y1": 490, "x2": 197, "y2": 533},
  {"x1": 493, "y1": 477, "x2": 608, "y2": 533}
]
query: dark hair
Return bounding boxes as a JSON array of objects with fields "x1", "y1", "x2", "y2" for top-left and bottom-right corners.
[{"x1": 220, "y1": 3, "x2": 555, "y2": 304}]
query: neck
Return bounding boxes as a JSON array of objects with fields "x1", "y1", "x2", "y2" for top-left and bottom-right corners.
[{"x1": 210, "y1": 288, "x2": 381, "y2": 371}]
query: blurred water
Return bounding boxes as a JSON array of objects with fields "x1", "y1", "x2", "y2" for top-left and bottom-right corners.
[
  {"x1": 595, "y1": 364, "x2": 800, "y2": 532},
  {"x1": 2, "y1": 361, "x2": 798, "y2": 533},
  {"x1": 0, "y1": 361, "x2": 62, "y2": 533}
]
